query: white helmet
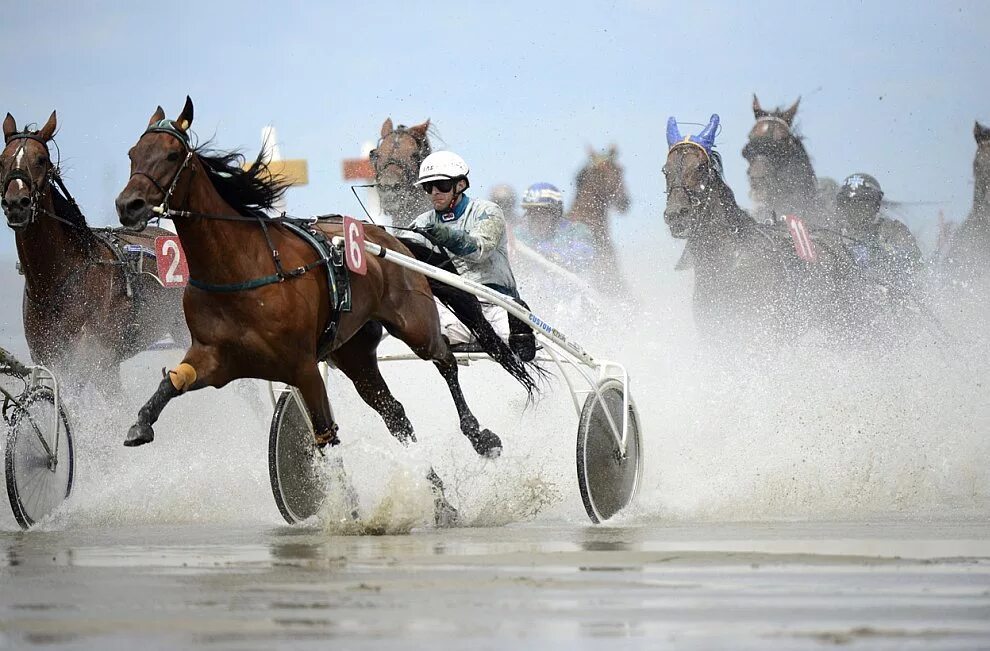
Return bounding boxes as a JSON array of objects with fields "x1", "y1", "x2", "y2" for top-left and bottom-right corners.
[{"x1": 415, "y1": 151, "x2": 470, "y2": 187}]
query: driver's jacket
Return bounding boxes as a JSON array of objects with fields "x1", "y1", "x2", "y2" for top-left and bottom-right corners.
[
  {"x1": 412, "y1": 195, "x2": 518, "y2": 296},
  {"x1": 841, "y1": 216, "x2": 923, "y2": 289}
]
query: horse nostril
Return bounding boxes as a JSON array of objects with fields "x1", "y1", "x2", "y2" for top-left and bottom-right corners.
[
  {"x1": 126, "y1": 198, "x2": 146, "y2": 214},
  {"x1": 18, "y1": 196, "x2": 31, "y2": 208}
]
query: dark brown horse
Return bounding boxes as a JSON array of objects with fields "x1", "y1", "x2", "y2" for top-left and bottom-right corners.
[
  {"x1": 0, "y1": 111, "x2": 186, "y2": 397},
  {"x1": 371, "y1": 118, "x2": 432, "y2": 227},
  {"x1": 743, "y1": 96, "x2": 833, "y2": 225},
  {"x1": 114, "y1": 98, "x2": 536, "y2": 477},
  {"x1": 567, "y1": 146, "x2": 630, "y2": 283},
  {"x1": 943, "y1": 121, "x2": 990, "y2": 287},
  {"x1": 662, "y1": 114, "x2": 898, "y2": 345}
]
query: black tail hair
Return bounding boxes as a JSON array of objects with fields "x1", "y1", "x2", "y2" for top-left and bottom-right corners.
[{"x1": 400, "y1": 238, "x2": 543, "y2": 399}]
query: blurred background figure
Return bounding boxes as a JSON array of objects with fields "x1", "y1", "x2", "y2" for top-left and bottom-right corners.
[
  {"x1": 489, "y1": 184, "x2": 519, "y2": 226},
  {"x1": 515, "y1": 182, "x2": 595, "y2": 273}
]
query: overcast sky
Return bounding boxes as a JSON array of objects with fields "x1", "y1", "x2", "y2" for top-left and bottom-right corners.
[{"x1": 1, "y1": 0, "x2": 987, "y2": 253}]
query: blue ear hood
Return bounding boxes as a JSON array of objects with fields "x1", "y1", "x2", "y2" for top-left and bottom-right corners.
[
  {"x1": 666, "y1": 117, "x2": 682, "y2": 148},
  {"x1": 666, "y1": 114, "x2": 720, "y2": 156}
]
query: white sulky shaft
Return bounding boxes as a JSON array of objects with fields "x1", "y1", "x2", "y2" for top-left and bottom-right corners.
[{"x1": 334, "y1": 236, "x2": 599, "y2": 369}]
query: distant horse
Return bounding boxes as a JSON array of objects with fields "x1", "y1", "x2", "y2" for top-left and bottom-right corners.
[
  {"x1": 115, "y1": 98, "x2": 538, "y2": 476},
  {"x1": 664, "y1": 114, "x2": 851, "y2": 343},
  {"x1": 371, "y1": 118, "x2": 432, "y2": 227},
  {"x1": 942, "y1": 121, "x2": 990, "y2": 287},
  {"x1": 743, "y1": 96, "x2": 833, "y2": 225},
  {"x1": 567, "y1": 146, "x2": 630, "y2": 285},
  {"x1": 0, "y1": 111, "x2": 186, "y2": 397}
]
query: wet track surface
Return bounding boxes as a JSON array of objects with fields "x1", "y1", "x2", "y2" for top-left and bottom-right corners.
[{"x1": 2, "y1": 521, "x2": 988, "y2": 649}]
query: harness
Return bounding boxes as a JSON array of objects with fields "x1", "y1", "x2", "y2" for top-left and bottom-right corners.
[{"x1": 132, "y1": 120, "x2": 352, "y2": 354}]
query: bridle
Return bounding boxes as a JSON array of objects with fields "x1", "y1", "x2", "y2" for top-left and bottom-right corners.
[
  {"x1": 664, "y1": 142, "x2": 717, "y2": 210},
  {"x1": 1, "y1": 132, "x2": 84, "y2": 230},
  {"x1": 369, "y1": 128, "x2": 428, "y2": 191},
  {"x1": 128, "y1": 119, "x2": 194, "y2": 215},
  {"x1": 742, "y1": 116, "x2": 799, "y2": 163}
]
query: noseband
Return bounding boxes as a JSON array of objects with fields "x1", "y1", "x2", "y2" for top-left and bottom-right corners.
[{"x1": 129, "y1": 119, "x2": 194, "y2": 215}]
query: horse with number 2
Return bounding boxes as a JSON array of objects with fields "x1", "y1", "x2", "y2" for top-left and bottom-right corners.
[{"x1": 115, "y1": 97, "x2": 642, "y2": 525}]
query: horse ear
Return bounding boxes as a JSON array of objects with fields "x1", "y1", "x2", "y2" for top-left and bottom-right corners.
[
  {"x1": 380, "y1": 117, "x2": 393, "y2": 139},
  {"x1": 975, "y1": 120, "x2": 990, "y2": 144},
  {"x1": 696, "y1": 114, "x2": 720, "y2": 150},
  {"x1": 608, "y1": 143, "x2": 618, "y2": 159},
  {"x1": 781, "y1": 97, "x2": 801, "y2": 125},
  {"x1": 38, "y1": 110, "x2": 57, "y2": 142},
  {"x1": 407, "y1": 119, "x2": 430, "y2": 140},
  {"x1": 752, "y1": 94, "x2": 767, "y2": 119},
  {"x1": 3, "y1": 113, "x2": 16, "y2": 141},
  {"x1": 666, "y1": 117, "x2": 682, "y2": 148},
  {"x1": 176, "y1": 96, "x2": 194, "y2": 132},
  {"x1": 147, "y1": 106, "x2": 166, "y2": 127}
]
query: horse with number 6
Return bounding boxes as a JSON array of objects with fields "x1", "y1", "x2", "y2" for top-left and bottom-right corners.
[{"x1": 114, "y1": 97, "x2": 540, "y2": 518}]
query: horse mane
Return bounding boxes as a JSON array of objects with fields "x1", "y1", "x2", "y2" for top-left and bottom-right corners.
[
  {"x1": 194, "y1": 143, "x2": 290, "y2": 218},
  {"x1": 47, "y1": 176, "x2": 99, "y2": 250}
]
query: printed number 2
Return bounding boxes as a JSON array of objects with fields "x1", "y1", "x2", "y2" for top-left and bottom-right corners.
[
  {"x1": 163, "y1": 239, "x2": 184, "y2": 283},
  {"x1": 348, "y1": 222, "x2": 363, "y2": 267}
]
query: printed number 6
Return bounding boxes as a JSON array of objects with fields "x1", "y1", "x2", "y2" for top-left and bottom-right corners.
[
  {"x1": 163, "y1": 239, "x2": 184, "y2": 283},
  {"x1": 348, "y1": 222, "x2": 363, "y2": 266}
]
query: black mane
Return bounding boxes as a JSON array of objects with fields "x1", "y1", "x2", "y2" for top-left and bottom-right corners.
[{"x1": 195, "y1": 143, "x2": 291, "y2": 218}]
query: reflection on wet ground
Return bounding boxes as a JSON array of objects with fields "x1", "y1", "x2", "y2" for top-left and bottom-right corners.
[{"x1": 1, "y1": 521, "x2": 989, "y2": 649}]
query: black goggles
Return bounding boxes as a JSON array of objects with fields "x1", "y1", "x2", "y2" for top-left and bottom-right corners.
[{"x1": 421, "y1": 178, "x2": 456, "y2": 194}]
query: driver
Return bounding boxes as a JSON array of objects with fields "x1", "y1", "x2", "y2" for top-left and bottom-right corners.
[
  {"x1": 411, "y1": 151, "x2": 535, "y2": 359},
  {"x1": 835, "y1": 173, "x2": 922, "y2": 291}
]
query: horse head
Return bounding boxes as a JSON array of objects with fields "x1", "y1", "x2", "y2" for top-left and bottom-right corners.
[
  {"x1": 371, "y1": 117, "x2": 431, "y2": 225},
  {"x1": 743, "y1": 95, "x2": 808, "y2": 207},
  {"x1": 974, "y1": 120, "x2": 990, "y2": 207},
  {"x1": 116, "y1": 97, "x2": 197, "y2": 231},
  {"x1": 1, "y1": 111, "x2": 57, "y2": 229},
  {"x1": 576, "y1": 144, "x2": 630, "y2": 214},
  {"x1": 663, "y1": 114, "x2": 723, "y2": 239}
]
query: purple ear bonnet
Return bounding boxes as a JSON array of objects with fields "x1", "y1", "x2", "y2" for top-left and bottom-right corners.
[{"x1": 666, "y1": 114, "x2": 720, "y2": 156}]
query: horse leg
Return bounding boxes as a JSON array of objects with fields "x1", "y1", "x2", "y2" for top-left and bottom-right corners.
[
  {"x1": 329, "y1": 322, "x2": 414, "y2": 444},
  {"x1": 124, "y1": 343, "x2": 221, "y2": 447},
  {"x1": 387, "y1": 313, "x2": 502, "y2": 460},
  {"x1": 432, "y1": 349, "x2": 502, "y2": 459},
  {"x1": 331, "y1": 322, "x2": 458, "y2": 526}
]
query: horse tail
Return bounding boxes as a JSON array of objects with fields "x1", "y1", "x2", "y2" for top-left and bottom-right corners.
[{"x1": 400, "y1": 239, "x2": 544, "y2": 399}]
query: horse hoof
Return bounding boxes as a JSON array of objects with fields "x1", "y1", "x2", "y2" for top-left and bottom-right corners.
[
  {"x1": 434, "y1": 499, "x2": 460, "y2": 528},
  {"x1": 469, "y1": 429, "x2": 502, "y2": 459},
  {"x1": 124, "y1": 423, "x2": 154, "y2": 447},
  {"x1": 314, "y1": 426, "x2": 340, "y2": 448}
]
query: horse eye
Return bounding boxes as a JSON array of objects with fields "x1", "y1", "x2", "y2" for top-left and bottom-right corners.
[
  {"x1": 37, "y1": 156, "x2": 48, "y2": 166},
  {"x1": 661, "y1": 166, "x2": 669, "y2": 176},
  {"x1": 167, "y1": 151, "x2": 181, "y2": 162}
]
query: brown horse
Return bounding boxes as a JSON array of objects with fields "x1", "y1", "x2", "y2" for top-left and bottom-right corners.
[
  {"x1": 743, "y1": 96, "x2": 833, "y2": 226},
  {"x1": 943, "y1": 121, "x2": 990, "y2": 287},
  {"x1": 371, "y1": 118, "x2": 432, "y2": 227},
  {"x1": 114, "y1": 98, "x2": 537, "y2": 479},
  {"x1": 567, "y1": 146, "x2": 630, "y2": 283},
  {"x1": 0, "y1": 111, "x2": 186, "y2": 397}
]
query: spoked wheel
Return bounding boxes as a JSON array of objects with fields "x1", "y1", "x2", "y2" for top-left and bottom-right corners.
[
  {"x1": 268, "y1": 390, "x2": 326, "y2": 524},
  {"x1": 5, "y1": 387, "x2": 74, "y2": 530},
  {"x1": 576, "y1": 378, "x2": 642, "y2": 523}
]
